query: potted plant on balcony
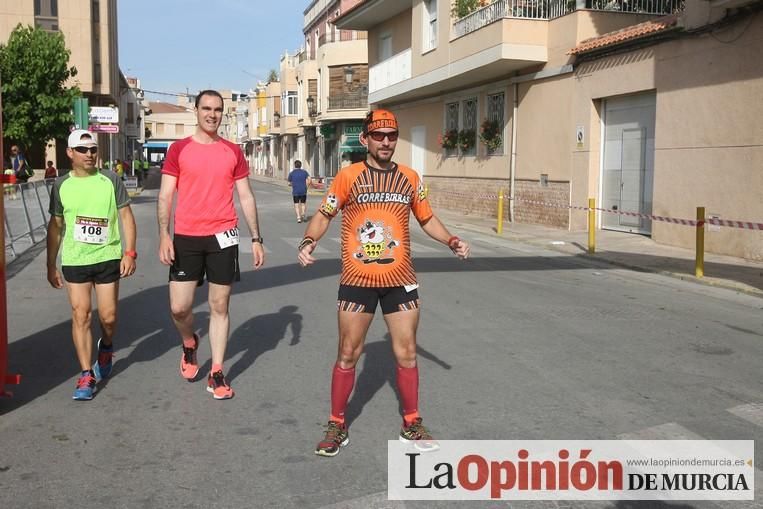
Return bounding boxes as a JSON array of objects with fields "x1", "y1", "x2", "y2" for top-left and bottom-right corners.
[
  {"x1": 458, "y1": 128, "x2": 476, "y2": 152},
  {"x1": 438, "y1": 129, "x2": 459, "y2": 150},
  {"x1": 479, "y1": 119, "x2": 502, "y2": 152}
]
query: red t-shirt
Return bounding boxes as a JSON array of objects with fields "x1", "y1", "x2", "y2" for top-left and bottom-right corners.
[{"x1": 162, "y1": 137, "x2": 249, "y2": 236}]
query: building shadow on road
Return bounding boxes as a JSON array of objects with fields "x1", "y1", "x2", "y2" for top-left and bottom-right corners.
[
  {"x1": 345, "y1": 333, "x2": 451, "y2": 428},
  {"x1": 614, "y1": 502, "x2": 697, "y2": 509},
  {"x1": 221, "y1": 305, "x2": 303, "y2": 382}
]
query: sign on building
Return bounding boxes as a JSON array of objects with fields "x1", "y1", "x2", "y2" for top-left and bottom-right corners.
[{"x1": 89, "y1": 106, "x2": 120, "y2": 124}]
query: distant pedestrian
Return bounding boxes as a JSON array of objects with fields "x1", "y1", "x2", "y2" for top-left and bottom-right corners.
[
  {"x1": 46, "y1": 130, "x2": 137, "y2": 401},
  {"x1": 11, "y1": 145, "x2": 32, "y2": 183},
  {"x1": 287, "y1": 160, "x2": 311, "y2": 223},
  {"x1": 44, "y1": 160, "x2": 58, "y2": 179}
]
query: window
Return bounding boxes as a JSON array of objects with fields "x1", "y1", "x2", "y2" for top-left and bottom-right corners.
[
  {"x1": 35, "y1": 0, "x2": 58, "y2": 16},
  {"x1": 486, "y1": 92, "x2": 505, "y2": 154},
  {"x1": 379, "y1": 34, "x2": 393, "y2": 62},
  {"x1": 444, "y1": 102, "x2": 459, "y2": 157},
  {"x1": 35, "y1": 0, "x2": 59, "y2": 30},
  {"x1": 284, "y1": 91, "x2": 298, "y2": 116},
  {"x1": 443, "y1": 98, "x2": 478, "y2": 156},
  {"x1": 260, "y1": 107, "x2": 267, "y2": 125},
  {"x1": 462, "y1": 97, "x2": 478, "y2": 156},
  {"x1": 423, "y1": 0, "x2": 437, "y2": 52},
  {"x1": 92, "y1": 0, "x2": 99, "y2": 22}
]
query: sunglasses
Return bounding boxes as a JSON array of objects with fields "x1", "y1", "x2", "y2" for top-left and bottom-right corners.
[
  {"x1": 73, "y1": 146, "x2": 98, "y2": 154},
  {"x1": 367, "y1": 131, "x2": 399, "y2": 142}
]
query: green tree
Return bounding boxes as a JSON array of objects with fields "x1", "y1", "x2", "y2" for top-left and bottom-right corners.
[
  {"x1": 0, "y1": 24, "x2": 80, "y2": 151},
  {"x1": 267, "y1": 69, "x2": 279, "y2": 83},
  {"x1": 451, "y1": 0, "x2": 481, "y2": 18}
]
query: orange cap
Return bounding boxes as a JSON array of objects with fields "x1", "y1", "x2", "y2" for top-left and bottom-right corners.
[{"x1": 364, "y1": 109, "x2": 398, "y2": 133}]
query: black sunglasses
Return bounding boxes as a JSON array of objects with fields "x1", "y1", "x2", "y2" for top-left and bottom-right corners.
[
  {"x1": 73, "y1": 146, "x2": 98, "y2": 154},
  {"x1": 367, "y1": 131, "x2": 399, "y2": 142}
]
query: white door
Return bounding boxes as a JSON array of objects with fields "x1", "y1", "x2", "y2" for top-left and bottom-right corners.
[
  {"x1": 602, "y1": 93, "x2": 655, "y2": 234},
  {"x1": 410, "y1": 126, "x2": 426, "y2": 177}
]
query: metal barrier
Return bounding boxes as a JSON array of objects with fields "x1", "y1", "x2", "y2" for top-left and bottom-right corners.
[{"x1": 3, "y1": 180, "x2": 52, "y2": 260}]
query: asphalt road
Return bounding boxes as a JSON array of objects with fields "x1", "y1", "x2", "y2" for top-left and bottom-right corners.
[{"x1": 1, "y1": 180, "x2": 761, "y2": 509}]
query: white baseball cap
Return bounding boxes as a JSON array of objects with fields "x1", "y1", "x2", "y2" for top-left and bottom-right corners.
[{"x1": 67, "y1": 129, "x2": 98, "y2": 148}]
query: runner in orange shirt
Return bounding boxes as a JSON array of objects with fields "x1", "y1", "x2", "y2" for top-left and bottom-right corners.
[{"x1": 298, "y1": 110, "x2": 470, "y2": 457}]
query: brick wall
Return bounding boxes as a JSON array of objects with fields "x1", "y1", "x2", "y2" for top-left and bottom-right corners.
[{"x1": 425, "y1": 176, "x2": 570, "y2": 229}]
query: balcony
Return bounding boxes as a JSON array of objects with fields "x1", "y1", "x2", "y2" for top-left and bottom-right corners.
[
  {"x1": 369, "y1": 48, "x2": 411, "y2": 95},
  {"x1": 328, "y1": 92, "x2": 369, "y2": 110},
  {"x1": 452, "y1": 0, "x2": 684, "y2": 39},
  {"x1": 318, "y1": 31, "x2": 368, "y2": 48}
]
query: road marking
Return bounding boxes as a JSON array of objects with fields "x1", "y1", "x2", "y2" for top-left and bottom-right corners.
[
  {"x1": 617, "y1": 422, "x2": 705, "y2": 440},
  {"x1": 727, "y1": 403, "x2": 763, "y2": 427},
  {"x1": 317, "y1": 491, "x2": 405, "y2": 509},
  {"x1": 239, "y1": 241, "x2": 271, "y2": 254}
]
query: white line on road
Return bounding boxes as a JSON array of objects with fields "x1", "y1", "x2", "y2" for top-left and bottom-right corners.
[{"x1": 727, "y1": 403, "x2": 763, "y2": 428}]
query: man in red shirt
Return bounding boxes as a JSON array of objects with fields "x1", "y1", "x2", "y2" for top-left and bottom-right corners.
[
  {"x1": 298, "y1": 110, "x2": 470, "y2": 456},
  {"x1": 157, "y1": 90, "x2": 265, "y2": 400}
]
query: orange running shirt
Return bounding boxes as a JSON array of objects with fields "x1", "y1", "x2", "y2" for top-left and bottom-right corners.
[{"x1": 319, "y1": 161, "x2": 433, "y2": 287}]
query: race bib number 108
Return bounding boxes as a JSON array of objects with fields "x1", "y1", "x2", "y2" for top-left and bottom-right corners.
[{"x1": 74, "y1": 216, "x2": 109, "y2": 244}]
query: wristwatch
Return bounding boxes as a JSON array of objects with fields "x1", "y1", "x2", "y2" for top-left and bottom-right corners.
[
  {"x1": 251, "y1": 237, "x2": 264, "y2": 244},
  {"x1": 124, "y1": 250, "x2": 137, "y2": 259}
]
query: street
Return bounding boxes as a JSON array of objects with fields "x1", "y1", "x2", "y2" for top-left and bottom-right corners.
[{"x1": 1, "y1": 180, "x2": 761, "y2": 509}]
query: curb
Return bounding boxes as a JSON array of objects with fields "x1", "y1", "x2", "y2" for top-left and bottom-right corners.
[{"x1": 445, "y1": 218, "x2": 763, "y2": 299}]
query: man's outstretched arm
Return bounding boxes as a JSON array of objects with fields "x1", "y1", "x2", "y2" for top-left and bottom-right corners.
[{"x1": 420, "y1": 215, "x2": 470, "y2": 259}]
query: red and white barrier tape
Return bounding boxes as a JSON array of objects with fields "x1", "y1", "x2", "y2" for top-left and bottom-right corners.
[{"x1": 428, "y1": 190, "x2": 762, "y2": 230}]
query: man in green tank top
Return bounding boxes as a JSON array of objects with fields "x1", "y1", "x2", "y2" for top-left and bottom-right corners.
[{"x1": 46, "y1": 130, "x2": 138, "y2": 401}]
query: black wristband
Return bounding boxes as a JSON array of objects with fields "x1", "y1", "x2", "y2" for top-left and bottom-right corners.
[{"x1": 251, "y1": 237, "x2": 263, "y2": 243}]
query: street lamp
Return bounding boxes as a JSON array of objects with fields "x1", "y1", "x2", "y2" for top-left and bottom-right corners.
[
  {"x1": 344, "y1": 66, "x2": 354, "y2": 84},
  {"x1": 306, "y1": 96, "x2": 317, "y2": 117},
  {"x1": 273, "y1": 111, "x2": 281, "y2": 127}
]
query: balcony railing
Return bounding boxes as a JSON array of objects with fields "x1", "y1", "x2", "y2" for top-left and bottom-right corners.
[
  {"x1": 318, "y1": 30, "x2": 368, "y2": 48},
  {"x1": 328, "y1": 92, "x2": 369, "y2": 110},
  {"x1": 369, "y1": 48, "x2": 412, "y2": 94},
  {"x1": 452, "y1": 0, "x2": 684, "y2": 38}
]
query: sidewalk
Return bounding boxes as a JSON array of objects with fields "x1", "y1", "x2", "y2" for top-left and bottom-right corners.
[{"x1": 252, "y1": 173, "x2": 763, "y2": 297}]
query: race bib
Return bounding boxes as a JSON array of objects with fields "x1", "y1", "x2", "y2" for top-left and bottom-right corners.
[
  {"x1": 215, "y1": 227, "x2": 240, "y2": 249},
  {"x1": 74, "y1": 216, "x2": 109, "y2": 244}
]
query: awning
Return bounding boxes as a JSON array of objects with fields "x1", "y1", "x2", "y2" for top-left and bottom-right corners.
[{"x1": 144, "y1": 141, "x2": 169, "y2": 148}]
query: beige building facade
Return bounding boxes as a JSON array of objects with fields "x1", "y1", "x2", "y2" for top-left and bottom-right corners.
[
  {"x1": 303, "y1": 0, "x2": 369, "y2": 178},
  {"x1": 143, "y1": 99, "x2": 196, "y2": 163},
  {"x1": 1, "y1": 0, "x2": 121, "y2": 168},
  {"x1": 337, "y1": 0, "x2": 762, "y2": 260}
]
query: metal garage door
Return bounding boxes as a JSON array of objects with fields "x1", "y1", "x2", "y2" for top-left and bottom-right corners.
[{"x1": 601, "y1": 93, "x2": 655, "y2": 234}]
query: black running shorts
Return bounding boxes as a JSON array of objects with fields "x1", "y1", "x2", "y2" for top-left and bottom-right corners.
[
  {"x1": 170, "y1": 234, "x2": 240, "y2": 285},
  {"x1": 292, "y1": 194, "x2": 307, "y2": 204},
  {"x1": 337, "y1": 284, "x2": 420, "y2": 315},
  {"x1": 62, "y1": 259, "x2": 121, "y2": 284}
]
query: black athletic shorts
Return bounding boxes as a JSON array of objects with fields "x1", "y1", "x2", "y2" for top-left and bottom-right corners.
[
  {"x1": 170, "y1": 234, "x2": 240, "y2": 285},
  {"x1": 337, "y1": 284, "x2": 420, "y2": 315},
  {"x1": 62, "y1": 259, "x2": 121, "y2": 284},
  {"x1": 292, "y1": 194, "x2": 307, "y2": 204}
]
